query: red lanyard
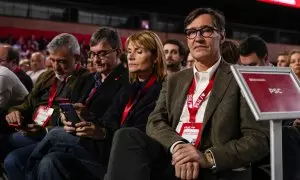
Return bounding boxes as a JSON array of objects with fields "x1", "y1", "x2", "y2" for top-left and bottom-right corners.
[
  {"x1": 121, "y1": 75, "x2": 156, "y2": 125},
  {"x1": 75, "y1": 63, "x2": 81, "y2": 71},
  {"x1": 48, "y1": 78, "x2": 66, "y2": 107},
  {"x1": 85, "y1": 87, "x2": 97, "y2": 105},
  {"x1": 13, "y1": 67, "x2": 21, "y2": 74},
  {"x1": 187, "y1": 75, "x2": 215, "y2": 122}
]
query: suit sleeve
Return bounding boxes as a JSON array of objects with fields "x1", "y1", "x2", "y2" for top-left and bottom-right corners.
[
  {"x1": 8, "y1": 72, "x2": 47, "y2": 123},
  {"x1": 100, "y1": 87, "x2": 127, "y2": 143},
  {"x1": 209, "y1": 91, "x2": 270, "y2": 171},
  {"x1": 0, "y1": 76, "x2": 12, "y2": 109},
  {"x1": 146, "y1": 79, "x2": 186, "y2": 150}
]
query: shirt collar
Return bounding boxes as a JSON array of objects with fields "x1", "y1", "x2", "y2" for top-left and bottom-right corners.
[{"x1": 193, "y1": 56, "x2": 221, "y2": 81}]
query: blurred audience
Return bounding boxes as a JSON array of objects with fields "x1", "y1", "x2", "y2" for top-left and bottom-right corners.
[
  {"x1": 221, "y1": 39, "x2": 239, "y2": 64},
  {"x1": 44, "y1": 57, "x2": 53, "y2": 70},
  {"x1": 185, "y1": 50, "x2": 195, "y2": 68},
  {"x1": 19, "y1": 59, "x2": 31, "y2": 72},
  {"x1": 86, "y1": 57, "x2": 96, "y2": 73},
  {"x1": 119, "y1": 52, "x2": 128, "y2": 69},
  {"x1": 288, "y1": 49, "x2": 300, "y2": 78},
  {"x1": 0, "y1": 44, "x2": 33, "y2": 92},
  {"x1": 239, "y1": 35, "x2": 269, "y2": 66},
  {"x1": 27, "y1": 52, "x2": 46, "y2": 84},
  {"x1": 277, "y1": 51, "x2": 289, "y2": 67}
]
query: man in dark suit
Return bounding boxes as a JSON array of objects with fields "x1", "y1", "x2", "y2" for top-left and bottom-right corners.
[
  {"x1": 0, "y1": 44, "x2": 33, "y2": 92},
  {"x1": 104, "y1": 8, "x2": 270, "y2": 180}
]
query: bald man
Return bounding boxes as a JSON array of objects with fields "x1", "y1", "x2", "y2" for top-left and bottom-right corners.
[{"x1": 27, "y1": 52, "x2": 46, "y2": 84}]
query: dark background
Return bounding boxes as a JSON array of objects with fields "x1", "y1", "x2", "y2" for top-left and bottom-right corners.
[{"x1": 19, "y1": 0, "x2": 300, "y2": 31}]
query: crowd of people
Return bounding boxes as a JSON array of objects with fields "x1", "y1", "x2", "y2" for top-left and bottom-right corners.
[{"x1": 0, "y1": 7, "x2": 299, "y2": 180}]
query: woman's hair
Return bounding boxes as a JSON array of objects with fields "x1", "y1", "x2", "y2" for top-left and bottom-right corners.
[
  {"x1": 288, "y1": 49, "x2": 300, "y2": 64},
  {"x1": 221, "y1": 40, "x2": 239, "y2": 64},
  {"x1": 125, "y1": 30, "x2": 167, "y2": 82}
]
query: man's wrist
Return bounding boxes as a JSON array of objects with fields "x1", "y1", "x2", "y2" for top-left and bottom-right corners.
[
  {"x1": 170, "y1": 141, "x2": 185, "y2": 154},
  {"x1": 204, "y1": 151, "x2": 216, "y2": 169}
]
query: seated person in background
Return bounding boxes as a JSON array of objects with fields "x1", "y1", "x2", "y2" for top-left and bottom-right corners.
[
  {"x1": 44, "y1": 56, "x2": 53, "y2": 70},
  {"x1": 1, "y1": 33, "x2": 87, "y2": 180},
  {"x1": 119, "y1": 52, "x2": 128, "y2": 69},
  {"x1": 104, "y1": 8, "x2": 270, "y2": 180},
  {"x1": 221, "y1": 39, "x2": 239, "y2": 64},
  {"x1": 289, "y1": 49, "x2": 300, "y2": 79},
  {"x1": 163, "y1": 39, "x2": 186, "y2": 75},
  {"x1": 26, "y1": 52, "x2": 47, "y2": 84},
  {"x1": 19, "y1": 58, "x2": 31, "y2": 72},
  {"x1": 282, "y1": 49, "x2": 300, "y2": 180},
  {"x1": 26, "y1": 30, "x2": 167, "y2": 180},
  {"x1": 86, "y1": 57, "x2": 96, "y2": 73},
  {"x1": 239, "y1": 35, "x2": 271, "y2": 66},
  {"x1": 0, "y1": 65, "x2": 28, "y2": 139},
  {"x1": 185, "y1": 50, "x2": 195, "y2": 68},
  {"x1": 276, "y1": 51, "x2": 289, "y2": 67},
  {"x1": 0, "y1": 44, "x2": 33, "y2": 92}
]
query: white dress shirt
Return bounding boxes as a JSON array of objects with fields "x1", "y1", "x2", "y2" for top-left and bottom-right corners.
[
  {"x1": 27, "y1": 69, "x2": 47, "y2": 84},
  {"x1": 170, "y1": 58, "x2": 221, "y2": 153}
]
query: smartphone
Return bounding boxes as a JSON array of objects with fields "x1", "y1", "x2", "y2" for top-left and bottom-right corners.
[{"x1": 59, "y1": 103, "x2": 81, "y2": 126}]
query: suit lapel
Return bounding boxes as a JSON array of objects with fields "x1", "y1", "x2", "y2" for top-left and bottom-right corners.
[
  {"x1": 40, "y1": 71, "x2": 56, "y2": 90},
  {"x1": 173, "y1": 69, "x2": 194, "y2": 124},
  {"x1": 202, "y1": 60, "x2": 233, "y2": 129}
]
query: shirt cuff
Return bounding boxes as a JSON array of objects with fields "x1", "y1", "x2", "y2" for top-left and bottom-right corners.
[{"x1": 170, "y1": 141, "x2": 185, "y2": 154}]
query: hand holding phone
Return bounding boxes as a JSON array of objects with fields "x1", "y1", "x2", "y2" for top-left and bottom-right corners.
[
  {"x1": 59, "y1": 103, "x2": 81, "y2": 127},
  {"x1": 6, "y1": 110, "x2": 24, "y2": 128}
]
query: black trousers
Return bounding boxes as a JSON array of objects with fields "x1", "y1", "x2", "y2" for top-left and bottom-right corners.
[
  {"x1": 104, "y1": 128, "x2": 253, "y2": 180},
  {"x1": 104, "y1": 127, "x2": 175, "y2": 180},
  {"x1": 26, "y1": 128, "x2": 106, "y2": 180},
  {"x1": 282, "y1": 126, "x2": 300, "y2": 180}
]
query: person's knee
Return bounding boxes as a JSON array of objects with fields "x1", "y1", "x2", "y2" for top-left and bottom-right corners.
[
  {"x1": 4, "y1": 152, "x2": 21, "y2": 170},
  {"x1": 113, "y1": 128, "x2": 146, "y2": 148},
  {"x1": 46, "y1": 127, "x2": 65, "y2": 138},
  {"x1": 114, "y1": 128, "x2": 141, "y2": 141},
  {"x1": 38, "y1": 153, "x2": 59, "y2": 173}
]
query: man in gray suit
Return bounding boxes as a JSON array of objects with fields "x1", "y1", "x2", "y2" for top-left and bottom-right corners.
[{"x1": 104, "y1": 8, "x2": 270, "y2": 180}]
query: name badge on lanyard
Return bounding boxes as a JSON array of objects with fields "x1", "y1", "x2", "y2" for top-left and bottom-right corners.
[
  {"x1": 179, "y1": 75, "x2": 215, "y2": 147},
  {"x1": 33, "y1": 78, "x2": 61, "y2": 127}
]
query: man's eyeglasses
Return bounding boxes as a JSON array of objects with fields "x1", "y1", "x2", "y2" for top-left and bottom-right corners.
[
  {"x1": 184, "y1": 26, "x2": 218, "y2": 39},
  {"x1": 89, "y1": 49, "x2": 117, "y2": 59}
]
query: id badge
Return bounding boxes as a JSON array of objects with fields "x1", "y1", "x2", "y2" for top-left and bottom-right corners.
[
  {"x1": 33, "y1": 105, "x2": 54, "y2": 127},
  {"x1": 179, "y1": 123, "x2": 202, "y2": 147}
]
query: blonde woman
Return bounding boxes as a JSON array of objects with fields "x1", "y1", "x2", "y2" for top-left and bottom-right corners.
[{"x1": 289, "y1": 49, "x2": 300, "y2": 79}]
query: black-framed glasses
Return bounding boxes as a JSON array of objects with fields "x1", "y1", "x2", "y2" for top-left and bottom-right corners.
[
  {"x1": 184, "y1": 26, "x2": 218, "y2": 39},
  {"x1": 89, "y1": 49, "x2": 117, "y2": 59}
]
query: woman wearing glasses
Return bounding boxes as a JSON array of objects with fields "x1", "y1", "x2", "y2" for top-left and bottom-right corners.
[{"x1": 26, "y1": 30, "x2": 167, "y2": 180}]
